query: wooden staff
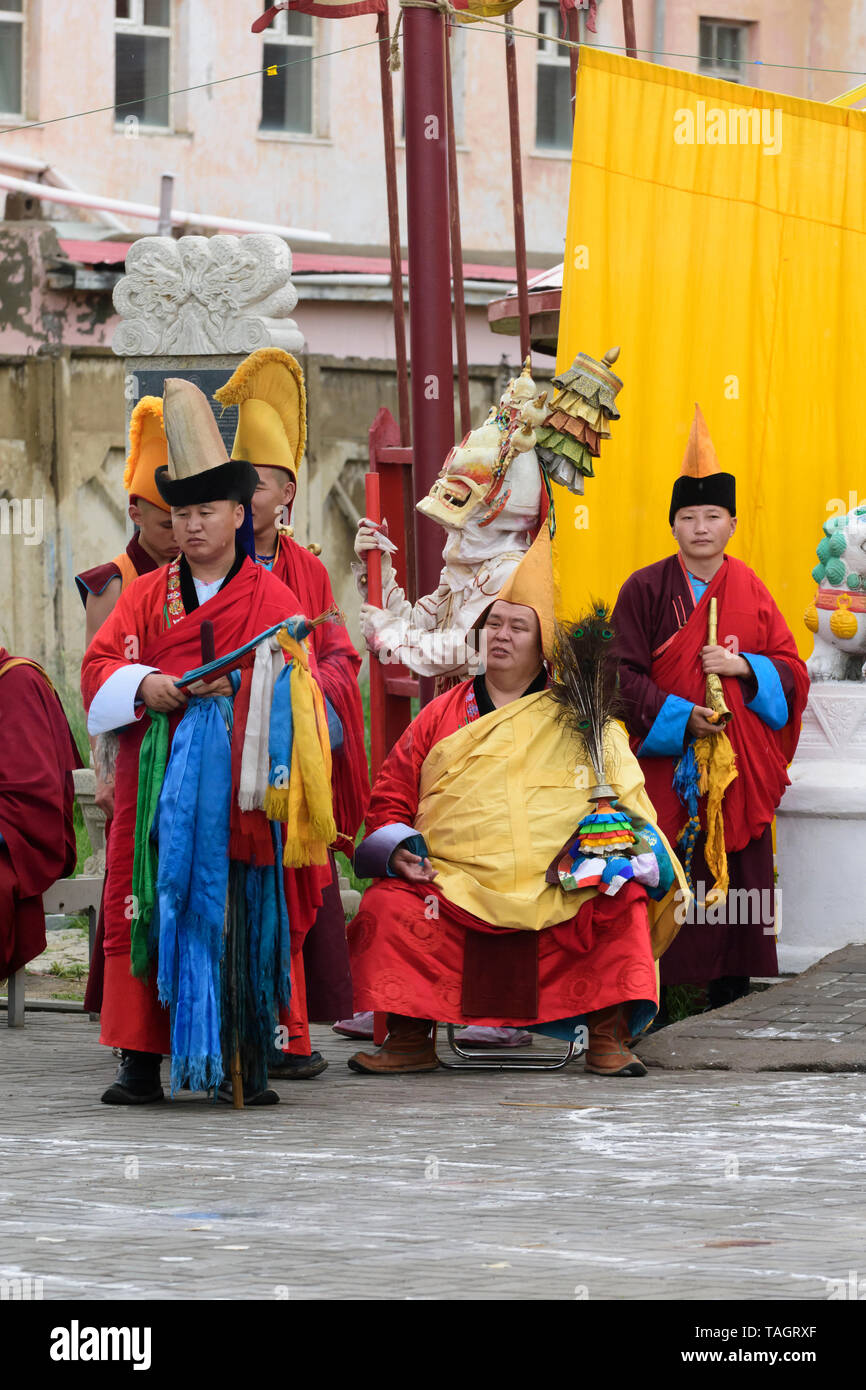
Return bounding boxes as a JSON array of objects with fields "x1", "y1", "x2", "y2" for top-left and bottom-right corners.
[{"x1": 365, "y1": 473, "x2": 387, "y2": 779}]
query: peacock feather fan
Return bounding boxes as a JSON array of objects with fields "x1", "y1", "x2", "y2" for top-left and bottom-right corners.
[{"x1": 550, "y1": 602, "x2": 622, "y2": 788}]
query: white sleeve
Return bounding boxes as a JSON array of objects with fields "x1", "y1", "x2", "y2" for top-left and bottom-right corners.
[{"x1": 87, "y1": 664, "x2": 160, "y2": 735}]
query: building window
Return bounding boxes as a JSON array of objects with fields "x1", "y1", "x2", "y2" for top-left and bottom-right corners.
[
  {"x1": 115, "y1": 0, "x2": 172, "y2": 129},
  {"x1": 0, "y1": 0, "x2": 23, "y2": 117},
  {"x1": 260, "y1": 4, "x2": 314, "y2": 135},
  {"x1": 536, "y1": 0, "x2": 572, "y2": 150},
  {"x1": 699, "y1": 18, "x2": 747, "y2": 83}
]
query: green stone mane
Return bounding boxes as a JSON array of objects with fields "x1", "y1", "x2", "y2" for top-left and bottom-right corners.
[{"x1": 811, "y1": 506, "x2": 866, "y2": 590}]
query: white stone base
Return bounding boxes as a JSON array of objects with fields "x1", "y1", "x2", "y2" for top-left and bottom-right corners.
[{"x1": 776, "y1": 683, "x2": 866, "y2": 972}]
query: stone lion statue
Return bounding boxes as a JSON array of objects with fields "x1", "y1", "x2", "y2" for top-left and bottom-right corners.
[{"x1": 805, "y1": 503, "x2": 866, "y2": 680}]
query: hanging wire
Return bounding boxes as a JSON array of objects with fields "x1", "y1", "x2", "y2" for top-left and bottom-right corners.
[{"x1": 3, "y1": 13, "x2": 866, "y2": 141}]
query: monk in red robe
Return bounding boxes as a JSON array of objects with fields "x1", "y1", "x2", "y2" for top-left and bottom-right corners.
[
  {"x1": 82, "y1": 379, "x2": 331, "y2": 1105},
  {"x1": 76, "y1": 397, "x2": 178, "y2": 1015},
  {"x1": 215, "y1": 349, "x2": 369, "y2": 1078},
  {"x1": 0, "y1": 650, "x2": 81, "y2": 981},
  {"x1": 346, "y1": 529, "x2": 687, "y2": 1077},
  {"x1": 612, "y1": 406, "x2": 808, "y2": 1013}
]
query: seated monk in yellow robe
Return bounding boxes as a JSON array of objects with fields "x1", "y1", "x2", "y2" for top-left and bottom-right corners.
[{"x1": 347, "y1": 529, "x2": 689, "y2": 1077}]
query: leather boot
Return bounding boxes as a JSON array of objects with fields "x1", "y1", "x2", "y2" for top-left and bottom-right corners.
[
  {"x1": 585, "y1": 1006, "x2": 648, "y2": 1077},
  {"x1": 101, "y1": 1050, "x2": 165, "y2": 1104},
  {"x1": 347, "y1": 1014, "x2": 440, "y2": 1075}
]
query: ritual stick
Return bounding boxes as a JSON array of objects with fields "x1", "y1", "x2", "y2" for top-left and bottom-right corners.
[
  {"x1": 377, "y1": 8, "x2": 411, "y2": 447},
  {"x1": 445, "y1": 21, "x2": 471, "y2": 439},
  {"x1": 200, "y1": 619, "x2": 244, "y2": 1110},
  {"x1": 364, "y1": 475, "x2": 389, "y2": 1048},
  {"x1": 365, "y1": 473, "x2": 386, "y2": 779},
  {"x1": 505, "y1": 12, "x2": 530, "y2": 363}
]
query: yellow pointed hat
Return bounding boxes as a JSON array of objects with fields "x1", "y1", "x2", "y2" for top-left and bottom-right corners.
[
  {"x1": 123, "y1": 397, "x2": 170, "y2": 512},
  {"x1": 669, "y1": 404, "x2": 736, "y2": 523},
  {"x1": 680, "y1": 403, "x2": 720, "y2": 477},
  {"x1": 493, "y1": 523, "x2": 555, "y2": 660},
  {"x1": 213, "y1": 348, "x2": 307, "y2": 477}
]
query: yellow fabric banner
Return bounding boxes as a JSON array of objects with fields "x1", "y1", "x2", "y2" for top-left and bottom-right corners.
[{"x1": 553, "y1": 46, "x2": 866, "y2": 653}]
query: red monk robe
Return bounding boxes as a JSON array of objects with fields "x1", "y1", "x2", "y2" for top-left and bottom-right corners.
[
  {"x1": 0, "y1": 652, "x2": 82, "y2": 978},
  {"x1": 348, "y1": 678, "x2": 658, "y2": 1029},
  {"x1": 80, "y1": 554, "x2": 331, "y2": 1055},
  {"x1": 267, "y1": 532, "x2": 369, "y2": 1022},
  {"x1": 613, "y1": 553, "x2": 809, "y2": 986},
  {"x1": 77, "y1": 533, "x2": 162, "y2": 1016}
]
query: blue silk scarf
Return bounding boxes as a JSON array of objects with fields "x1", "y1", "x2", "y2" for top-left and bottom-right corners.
[{"x1": 154, "y1": 695, "x2": 233, "y2": 1095}]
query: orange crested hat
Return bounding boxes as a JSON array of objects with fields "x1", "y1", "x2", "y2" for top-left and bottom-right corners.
[
  {"x1": 491, "y1": 522, "x2": 555, "y2": 660},
  {"x1": 669, "y1": 404, "x2": 736, "y2": 524},
  {"x1": 123, "y1": 397, "x2": 170, "y2": 512}
]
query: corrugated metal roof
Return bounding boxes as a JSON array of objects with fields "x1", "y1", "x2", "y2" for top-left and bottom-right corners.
[{"x1": 57, "y1": 239, "x2": 522, "y2": 283}]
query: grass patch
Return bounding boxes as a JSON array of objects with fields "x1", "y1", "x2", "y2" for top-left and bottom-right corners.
[
  {"x1": 47, "y1": 961, "x2": 88, "y2": 981},
  {"x1": 665, "y1": 984, "x2": 706, "y2": 1022}
]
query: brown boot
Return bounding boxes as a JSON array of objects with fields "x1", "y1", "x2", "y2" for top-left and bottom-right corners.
[
  {"x1": 585, "y1": 1005, "x2": 648, "y2": 1077},
  {"x1": 347, "y1": 1015, "x2": 440, "y2": 1075}
]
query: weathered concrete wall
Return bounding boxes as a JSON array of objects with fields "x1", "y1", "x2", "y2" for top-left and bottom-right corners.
[
  {"x1": 0, "y1": 344, "x2": 545, "y2": 695},
  {"x1": 0, "y1": 224, "x2": 116, "y2": 353},
  {"x1": 0, "y1": 347, "x2": 127, "y2": 685}
]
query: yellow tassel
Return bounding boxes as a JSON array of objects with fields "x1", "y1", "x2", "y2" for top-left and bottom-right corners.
[
  {"x1": 263, "y1": 783, "x2": 291, "y2": 822},
  {"x1": 693, "y1": 732, "x2": 738, "y2": 900},
  {"x1": 273, "y1": 628, "x2": 336, "y2": 866}
]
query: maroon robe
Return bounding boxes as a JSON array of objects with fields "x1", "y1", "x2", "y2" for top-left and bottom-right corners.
[
  {"x1": 268, "y1": 532, "x2": 369, "y2": 1022},
  {"x1": 612, "y1": 553, "x2": 808, "y2": 985},
  {"x1": 0, "y1": 652, "x2": 82, "y2": 978}
]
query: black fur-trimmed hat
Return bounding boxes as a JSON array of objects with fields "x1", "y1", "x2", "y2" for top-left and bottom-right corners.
[
  {"x1": 156, "y1": 378, "x2": 258, "y2": 508},
  {"x1": 669, "y1": 404, "x2": 736, "y2": 525}
]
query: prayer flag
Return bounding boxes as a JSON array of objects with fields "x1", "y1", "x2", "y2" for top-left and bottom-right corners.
[{"x1": 252, "y1": 0, "x2": 385, "y2": 28}]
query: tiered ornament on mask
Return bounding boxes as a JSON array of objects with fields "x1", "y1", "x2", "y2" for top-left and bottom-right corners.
[
  {"x1": 534, "y1": 346, "x2": 623, "y2": 494},
  {"x1": 355, "y1": 350, "x2": 624, "y2": 682}
]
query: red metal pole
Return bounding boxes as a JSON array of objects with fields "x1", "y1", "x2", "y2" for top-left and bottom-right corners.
[
  {"x1": 445, "y1": 22, "x2": 471, "y2": 439},
  {"x1": 505, "y1": 12, "x2": 530, "y2": 363},
  {"x1": 377, "y1": 8, "x2": 411, "y2": 447},
  {"x1": 402, "y1": 6, "x2": 455, "y2": 639},
  {"x1": 621, "y1": 0, "x2": 637, "y2": 59}
]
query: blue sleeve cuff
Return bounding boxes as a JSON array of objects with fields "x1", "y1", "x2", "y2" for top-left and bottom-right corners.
[
  {"x1": 228, "y1": 669, "x2": 241, "y2": 695},
  {"x1": 637, "y1": 693, "x2": 693, "y2": 758},
  {"x1": 741, "y1": 653, "x2": 788, "y2": 730},
  {"x1": 354, "y1": 822, "x2": 420, "y2": 878},
  {"x1": 325, "y1": 697, "x2": 344, "y2": 751},
  {"x1": 385, "y1": 833, "x2": 429, "y2": 876}
]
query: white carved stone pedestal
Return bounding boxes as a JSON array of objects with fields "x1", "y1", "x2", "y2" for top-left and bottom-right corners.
[
  {"x1": 112, "y1": 232, "x2": 305, "y2": 444},
  {"x1": 776, "y1": 683, "x2": 866, "y2": 973}
]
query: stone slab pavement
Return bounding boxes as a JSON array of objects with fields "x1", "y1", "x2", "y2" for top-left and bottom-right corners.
[
  {"x1": 636, "y1": 945, "x2": 866, "y2": 1073},
  {"x1": 2, "y1": 1012, "x2": 866, "y2": 1301}
]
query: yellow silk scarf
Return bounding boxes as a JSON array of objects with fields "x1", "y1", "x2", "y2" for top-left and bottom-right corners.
[
  {"x1": 415, "y1": 691, "x2": 689, "y2": 957},
  {"x1": 263, "y1": 629, "x2": 336, "y2": 867}
]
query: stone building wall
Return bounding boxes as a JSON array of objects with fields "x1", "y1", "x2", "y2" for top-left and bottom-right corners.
[{"x1": 0, "y1": 344, "x2": 535, "y2": 697}]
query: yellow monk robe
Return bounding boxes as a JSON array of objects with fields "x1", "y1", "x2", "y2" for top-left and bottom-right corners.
[{"x1": 415, "y1": 690, "x2": 689, "y2": 954}]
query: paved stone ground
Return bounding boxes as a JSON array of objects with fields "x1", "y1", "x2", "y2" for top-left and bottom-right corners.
[
  {"x1": 637, "y1": 945, "x2": 866, "y2": 1072},
  {"x1": 2, "y1": 1012, "x2": 865, "y2": 1301}
]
